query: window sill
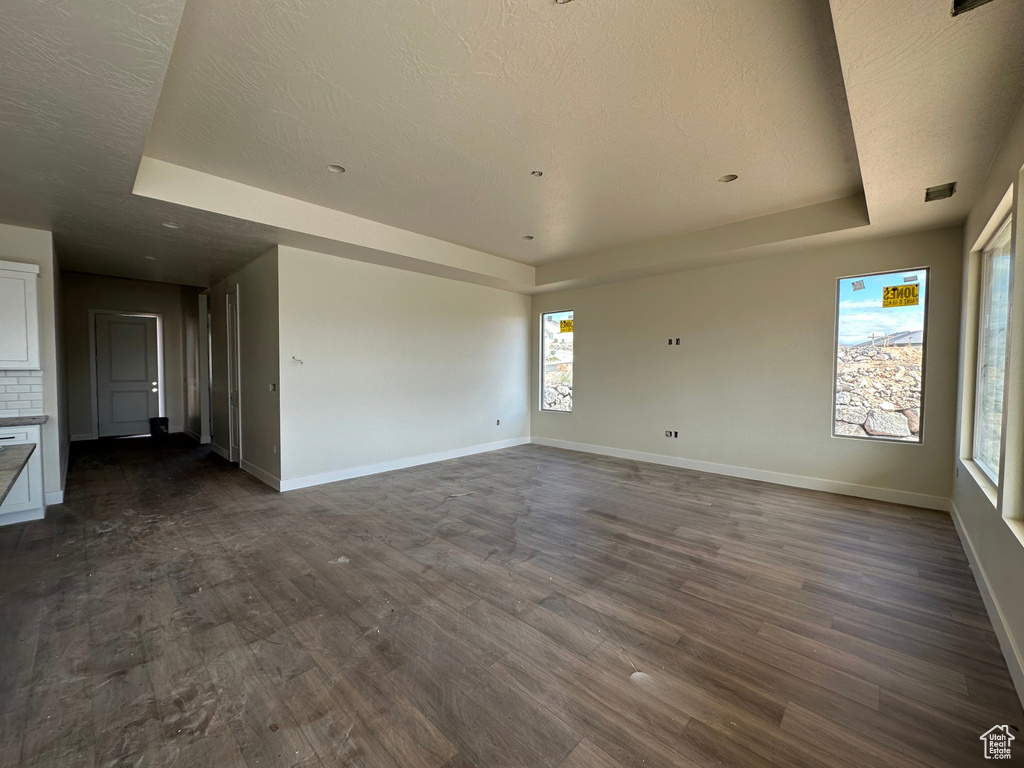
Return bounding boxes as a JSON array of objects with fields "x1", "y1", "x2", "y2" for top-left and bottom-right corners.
[
  {"x1": 1006, "y1": 518, "x2": 1024, "y2": 551},
  {"x1": 831, "y1": 433, "x2": 923, "y2": 445},
  {"x1": 962, "y1": 459, "x2": 999, "y2": 508}
]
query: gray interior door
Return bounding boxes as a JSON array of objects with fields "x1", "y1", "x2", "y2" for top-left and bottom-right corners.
[{"x1": 96, "y1": 313, "x2": 160, "y2": 437}]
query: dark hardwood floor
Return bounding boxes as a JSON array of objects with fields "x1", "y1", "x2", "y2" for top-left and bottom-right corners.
[{"x1": 0, "y1": 436, "x2": 1020, "y2": 767}]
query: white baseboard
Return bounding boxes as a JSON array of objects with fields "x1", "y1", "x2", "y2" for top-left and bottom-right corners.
[
  {"x1": 241, "y1": 459, "x2": 281, "y2": 491},
  {"x1": 0, "y1": 508, "x2": 45, "y2": 527},
  {"x1": 45, "y1": 490, "x2": 64, "y2": 505},
  {"x1": 279, "y1": 437, "x2": 532, "y2": 492},
  {"x1": 211, "y1": 443, "x2": 230, "y2": 461},
  {"x1": 530, "y1": 437, "x2": 951, "y2": 512},
  {"x1": 950, "y1": 503, "x2": 1024, "y2": 707},
  {"x1": 186, "y1": 430, "x2": 211, "y2": 445},
  {"x1": 70, "y1": 433, "x2": 96, "y2": 442}
]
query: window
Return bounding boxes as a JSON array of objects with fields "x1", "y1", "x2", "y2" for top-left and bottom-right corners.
[
  {"x1": 973, "y1": 217, "x2": 1013, "y2": 484},
  {"x1": 834, "y1": 268, "x2": 929, "y2": 442},
  {"x1": 541, "y1": 310, "x2": 573, "y2": 412}
]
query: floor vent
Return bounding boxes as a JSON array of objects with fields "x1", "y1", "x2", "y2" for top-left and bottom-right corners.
[{"x1": 925, "y1": 182, "x2": 957, "y2": 202}]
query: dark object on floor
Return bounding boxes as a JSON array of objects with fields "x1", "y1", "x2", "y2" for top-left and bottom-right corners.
[{"x1": 149, "y1": 416, "x2": 169, "y2": 438}]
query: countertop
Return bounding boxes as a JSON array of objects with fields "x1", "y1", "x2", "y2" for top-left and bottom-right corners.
[
  {"x1": 0, "y1": 415, "x2": 49, "y2": 428},
  {"x1": 0, "y1": 443, "x2": 35, "y2": 506}
]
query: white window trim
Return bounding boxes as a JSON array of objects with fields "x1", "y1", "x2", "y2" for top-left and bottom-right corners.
[
  {"x1": 959, "y1": 182, "x2": 1023, "y2": 538},
  {"x1": 971, "y1": 214, "x2": 1013, "y2": 487}
]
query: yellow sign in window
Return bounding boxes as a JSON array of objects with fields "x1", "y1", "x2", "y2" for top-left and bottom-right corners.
[
  {"x1": 882, "y1": 284, "x2": 919, "y2": 308},
  {"x1": 560, "y1": 319, "x2": 574, "y2": 333}
]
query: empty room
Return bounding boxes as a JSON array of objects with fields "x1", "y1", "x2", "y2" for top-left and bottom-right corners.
[{"x1": 2, "y1": 0, "x2": 1024, "y2": 766}]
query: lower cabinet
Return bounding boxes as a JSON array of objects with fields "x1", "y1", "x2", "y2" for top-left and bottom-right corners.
[{"x1": 0, "y1": 424, "x2": 44, "y2": 524}]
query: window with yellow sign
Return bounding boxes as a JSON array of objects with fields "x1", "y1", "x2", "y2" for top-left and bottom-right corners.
[
  {"x1": 541, "y1": 310, "x2": 573, "y2": 412},
  {"x1": 833, "y1": 268, "x2": 929, "y2": 442}
]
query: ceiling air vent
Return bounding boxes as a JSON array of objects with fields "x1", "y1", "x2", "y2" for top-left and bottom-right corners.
[
  {"x1": 925, "y1": 182, "x2": 957, "y2": 202},
  {"x1": 952, "y1": 0, "x2": 997, "y2": 16}
]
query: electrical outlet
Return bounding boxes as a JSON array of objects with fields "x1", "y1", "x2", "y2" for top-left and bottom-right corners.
[
  {"x1": 496, "y1": 419, "x2": 501, "y2": 426},
  {"x1": 269, "y1": 382, "x2": 277, "y2": 392},
  {"x1": 668, "y1": 338, "x2": 672, "y2": 345},
  {"x1": 673, "y1": 431, "x2": 679, "y2": 438},
  {"x1": 665, "y1": 430, "x2": 672, "y2": 437}
]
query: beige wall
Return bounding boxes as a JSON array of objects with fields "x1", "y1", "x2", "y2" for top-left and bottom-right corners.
[
  {"x1": 209, "y1": 247, "x2": 280, "y2": 480},
  {"x1": 277, "y1": 245, "x2": 531, "y2": 487},
  {"x1": 954, "y1": 94, "x2": 1024, "y2": 703},
  {"x1": 53, "y1": 264, "x2": 66, "y2": 492},
  {"x1": 62, "y1": 272, "x2": 199, "y2": 439},
  {"x1": 181, "y1": 290, "x2": 211, "y2": 442},
  {"x1": 532, "y1": 227, "x2": 963, "y2": 509},
  {"x1": 0, "y1": 222, "x2": 65, "y2": 499},
  {"x1": 182, "y1": 288, "x2": 200, "y2": 439},
  {"x1": 209, "y1": 280, "x2": 229, "y2": 458}
]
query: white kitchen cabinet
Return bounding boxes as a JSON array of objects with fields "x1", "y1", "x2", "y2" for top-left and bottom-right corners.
[
  {"x1": 0, "y1": 259, "x2": 41, "y2": 370},
  {"x1": 0, "y1": 424, "x2": 44, "y2": 524}
]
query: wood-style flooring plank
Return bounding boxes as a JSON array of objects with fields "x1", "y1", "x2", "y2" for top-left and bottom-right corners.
[{"x1": 0, "y1": 437, "x2": 1019, "y2": 767}]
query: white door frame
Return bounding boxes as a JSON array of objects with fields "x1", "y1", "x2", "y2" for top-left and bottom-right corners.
[
  {"x1": 226, "y1": 287, "x2": 242, "y2": 464},
  {"x1": 87, "y1": 309, "x2": 165, "y2": 441}
]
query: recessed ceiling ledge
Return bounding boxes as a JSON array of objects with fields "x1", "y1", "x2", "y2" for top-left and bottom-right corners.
[
  {"x1": 535, "y1": 193, "x2": 870, "y2": 289},
  {"x1": 133, "y1": 157, "x2": 537, "y2": 293}
]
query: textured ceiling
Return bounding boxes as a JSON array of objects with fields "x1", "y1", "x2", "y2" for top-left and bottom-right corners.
[
  {"x1": 1, "y1": 0, "x2": 1022, "y2": 291},
  {"x1": 146, "y1": 0, "x2": 863, "y2": 265},
  {"x1": 0, "y1": 0, "x2": 277, "y2": 287},
  {"x1": 830, "y1": 0, "x2": 1024, "y2": 236}
]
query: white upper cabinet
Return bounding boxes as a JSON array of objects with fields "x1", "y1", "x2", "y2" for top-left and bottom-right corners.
[{"x1": 0, "y1": 259, "x2": 41, "y2": 370}]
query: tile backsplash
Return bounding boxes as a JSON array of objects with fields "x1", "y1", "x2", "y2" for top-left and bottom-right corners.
[{"x1": 0, "y1": 371, "x2": 44, "y2": 417}]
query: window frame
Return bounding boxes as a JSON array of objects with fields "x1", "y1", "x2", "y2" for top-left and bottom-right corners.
[
  {"x1": 971, "y1": 214, "x2": 1013, "y2": 486},
  {"x1": 831, "y1": 266, "x2": 931, "y2": 444},
  {"x1": 539, "y1": 309, "x2": 574, "y2": 414}
]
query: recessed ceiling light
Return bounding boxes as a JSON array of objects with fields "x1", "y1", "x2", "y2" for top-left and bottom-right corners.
[
  {"x1": 327, "y1": 164, "x2": 346, "y2": 174},
  {"x1": 162, "y1": 222, "x2": 182, "y2": 229},
  {"x1": 718, "y1": 174, "x2": 739, "y2": 183},
  {"x1": 531, "y1": 170, "x2": 544, "y2": 177},
  {"x1": 522, "y1": 235, "x2": 535, "y2": 240}
]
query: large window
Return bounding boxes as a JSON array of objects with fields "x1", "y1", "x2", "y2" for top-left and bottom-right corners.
[
  {"x1": 541, "y1": 310, "x2": 573, "y2": 412},
  {"x1": 834, "y1": 268, "x2": 929, "y2": 442},
  {"x1": 973, "y1": 217, "x2": 1013, "y2": 484}
]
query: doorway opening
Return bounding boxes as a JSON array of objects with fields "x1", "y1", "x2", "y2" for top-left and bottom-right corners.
[{"x1": 88, "y1": 310, "x2": 166, "y2": 438}]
